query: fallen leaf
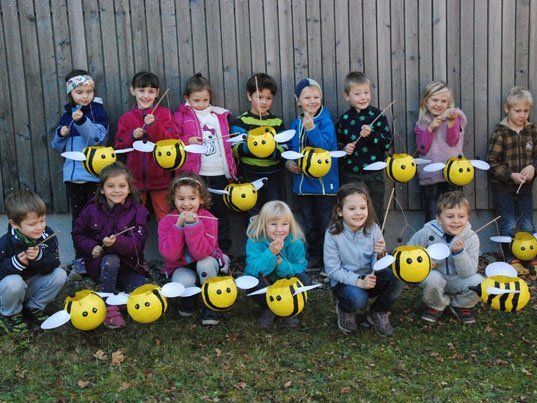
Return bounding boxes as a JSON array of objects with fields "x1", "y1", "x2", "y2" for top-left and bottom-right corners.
[
  {"x1": 440, "y1": 381, "x2": 448, "y2": 386},
  {"x1": 93, "y1": 350, "x2": 108, "y2": 361},
  {"x1": 341, "y1": 387, "x2": 351, "y2": 394},
  {"x1": 521, "y1": 368, "x2": 532, "y2": 376},
  {"x1": 118, "y1": 382, "x2": 131, "y2": 392},
  {"x1": 235, "y1": 382, "x2": 247, "y2": 390},
  {"x1": 284, "y1": 381, "x2": 292, "y2": 388},
  {"x1": 111, "y1": 350, "x2": 125, "y2": 366},
  {"x1": 215, "y1": 348, "x2": 222, "y2": 358},
  {"x1": 77, "y1": 380, "x2": 90, "y2": 389}
]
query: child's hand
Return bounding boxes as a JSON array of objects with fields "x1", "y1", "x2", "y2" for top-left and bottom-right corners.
[
  {"x1": 25, "y1": 246, "x2": 40, "y2": 261},
  {"x1": 374, "y1": 239, "x2": 386, "y2": 257},
  {"x1": 269, "y1": 237, "x2": 284, "y2": 255},
  {"x1": 510, "y1": 172, "x2": 526, "y2": 185},
  {"x1": 344, "y1": 142, "x2": 356, "y2": 155},
  {"x1": 102, "y1": 235, "x2": 116, "y2": 247},
  {"x1": 286, "y1": 160, "x2": 302, "y2": 174},
  {"x1": 72, "y1": 109, "x2": 84, "y2": 122},
  {"x1": 521, "y1": 165, "x2": 535, "y2": 181},
  {"x1": 91, "y1": 245, "x2": 102, "y2": 258},
  {"x1": 302, "y1": 112, "x2": 314, "y2": 131},
  {"x1": 451, "y1": 239, "x2": 465, "y2": 254},
  {"x1": 357, "y1": 273, "x2": 376, "y2": 289},
  {"x1": 431, "y1": 260, "x2": 438, "y2": 269},
  {"x1": 184, "y1": 211, "x2": 198, "y2": 224},
  {"x1": 17, "y1": 251, "x2": 29, "y2": 266},
  {"x1": 176, "y1": 213, "x2": 187, "y2": 227},
  {"x1": 60, "y1": 126, "x2": 70, "y2": 137},
  {"x1": 360, "y1": 124, "x2": 372, "y2": 137},
  {"x1": 188, "y1": 136, "x2": 203, "y2": 145},
  {"x1": 133, "y1": 127, "x2": 145, "y2": 139},
  {"x1": 144, "y1": 113, "x2": 155, "y2": 126},
  {"x1": 428, "y1": 116, "x2": 443, "y2": 132}
]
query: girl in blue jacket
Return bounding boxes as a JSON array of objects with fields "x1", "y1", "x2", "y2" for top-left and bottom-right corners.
[{"x1": 245, "y1": 200, "x2": 308, "y2": 329}]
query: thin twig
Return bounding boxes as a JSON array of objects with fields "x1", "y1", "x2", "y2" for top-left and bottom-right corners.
[
  {"x1": 36, "y1": 231, "x2": 60, "y2": 246},
  {"x1": 112, "y1": 226, "x2": 136, "y2": 237},
  {"x1": 516, "y1": 180, "x2": 525, "y2": 194},
  {"x1": 352, "y1": 101, "x2": 395, "y2": 146},
  {"x1": 150, "y1": 88, "x2": 170, "y2": 115},
  {"x1": 167, "y1": 214, "x2": 218, "y2": 220},
  {"x1": 381, "y1": 187, "x2": 395, "y2": 233}
]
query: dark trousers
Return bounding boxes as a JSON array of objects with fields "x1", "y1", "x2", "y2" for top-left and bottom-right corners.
[
  {"x1": 65, "y1": 181, "x2": 99, "y2": 227},
  {"x1": 297, "y1": 195, "x2": 335, "y2": 264},
  {"x1": 421, "y1": 182, "x2": 460, "y2": 222},
  {"x1": 201, "y1": 175, "x2": 232, "y2": 253},
  {"x1": 241, "y1": 171, "x2": 282, "y2": 216},
  {"x1": 341, "y1": 170, "x2": 385, "y2": 224},
  {"x1": 99, "y1": 254, "x2": 148, "y2": 293}
]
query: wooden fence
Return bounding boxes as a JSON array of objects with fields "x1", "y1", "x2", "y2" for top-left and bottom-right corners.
[{"x1": 1, "y1": 0, "x2": 537, "y2": 213}]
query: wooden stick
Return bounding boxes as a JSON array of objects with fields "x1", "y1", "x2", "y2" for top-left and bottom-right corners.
[
  {"x1": 461, "y1": 216, "x2": 501, "y2": 242},
  {"x1": 112, "y1": 226, "x2": 136, "y2": 237},
  {"x1": 36, "y1": 231, "x2": 60, "y2": 246},
  {"x1": 167, "y1": 214, "x2": 219, "y2": 220},
  {"x1": 516, "y1": 180, "x2": 525, "y2": 194},
  {"x1": 254, "y1": 76, "x2": 262, "y2": 121},
  {"x1": 150, "y1": 88, "x2": 170, "y2": 115},
  {"x1": 352, "y1": 101, "x2": 395, "y2": 145},
  {"x1": 380, "y1": 187, "x2": 395, "y2": 233}
]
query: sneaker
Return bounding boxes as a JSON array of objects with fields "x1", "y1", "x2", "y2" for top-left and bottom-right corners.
[
  {"x1": 178, "y1": 308, "x2": 195, "y2": 318},
  {"x1": 283, "y1": 316, "x2": 300, "y2": 329},
  {"x1": 0, "y1": 314, "x2": 31, "y2": 334},
  {"x1": 450, "y1": 306, "x2": 476, "y2": 324},
  {"x1": 421, "y1": 307, "x2": 444, "y2": 323},
  {"x1": 257, "y1": 309, "x2": 275, "y2": 330},
  {"x1": 335, "y1": 302, "x2": 357, "y2": 333},
  {"x1": 104, "y1": 305, "x2": 126, "y2": 329},
  {"x1": 367, "y1": 311, "x2": 394, "y2": 336},
  {"x1": 509, "y1": 259, "x2": 530, "y2": 276},
  {"x1": 201, "y1": 309, "x2": 221, "y2": 326},
  {"x1": 22, "y1": 307, "x2": 49, "y2": 326},
  {"x1": 73, "y1": 258, "x2": 87, "y2": 275}
]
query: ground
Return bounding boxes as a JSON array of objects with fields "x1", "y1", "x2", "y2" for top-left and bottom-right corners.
[{"x1": 0, "y1": 255, "x2": 535, "y2": 401}]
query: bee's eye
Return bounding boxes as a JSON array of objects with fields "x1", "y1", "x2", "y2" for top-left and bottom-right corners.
[
  {"x1": 276, "y1": 295, "x2": 282, "y2": 301},
  {"x1": 217, "y1": 289, "x2": 222, "y2": 295},
  {"x1": 318, "y1": 159, "x2": 322, "y2": 164},
  {"x1": 226, "y1": 287, "x2": 232, "y2": 293},
  {"x1": 166, "y1": 151, "x2": 171, "y2": 156},
  {"x1": 417, "y1": 256, "x2": 423, "y2": 263},
  {"x1": 92, "y1": 308, "x2": 98, "y2": 313},
  {"x1": 261, "y1": 140, "x2": 266, "y2": 145},
  {"x1": 82, "y1": 311, "x2": 88, "y2": 317},
  {"x1": 145, "y1": 302, "x2": 150, "y2": 307},
  {"x1": 459, "y1": 168, "x2": 463, "y2": 173},
  {"x1": 401, "y1": 165, "x2": 406, "y2": 169},
  {"x1": 406, "y1": 258, "x2": 412, "y2": 264}
]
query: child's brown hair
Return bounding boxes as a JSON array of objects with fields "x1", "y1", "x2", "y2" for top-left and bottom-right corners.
[
  {"x1": 5, "y1": 189, "x2": 46, "y2": 224},
  {"x1": 436, "y1": 191, "x2": 470, "y2": 217},
  {"x1": 166, "y1": 173, "x2": 211, "y2": 211}
]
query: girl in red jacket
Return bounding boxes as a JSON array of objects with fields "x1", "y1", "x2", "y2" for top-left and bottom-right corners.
[
  {"x1": 174, "y1": 74, "x2": 237, "y2": 253},
  {"x1": 115, "y1": 71, "x2": 178, "y2": 221},
  {"x1": 158, "y1": 174, "x2": 227, "y2": 325}
]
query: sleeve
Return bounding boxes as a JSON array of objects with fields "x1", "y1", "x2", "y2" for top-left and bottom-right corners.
[
  {"x1": 304, "y1": 118, "x2": 336, "y2": 150},
  {"x1": 183, "y1": 220, "x2": 218, "y2": 261},
  {"x1": 29, "y1": 230, "x2": 60, "y2": 275},
  {"x1": 275, "y1": 240, "x2": 307, "y2": 277},
  {"x1": 445, "y1": 117, "x2": 462, "y2": 147},
  {"x1": 0, "y1": 239, "x2": 28, "y2": 280},
  {"x1": 146, "y1": 107, "x2": 178, "y2": 142},
  {"x1": 115, "y1": 113, "x2": 135, "y2": 148},
  {"x1": 158, "y1": 216, "x2": 186, "y2": 263},
  {"x1": 323, "y1": 231, "x2": 361, "y2": 286},
  {"x1": 50, "y1": 113, "x2": 72, "y2": 152},
  {"x1": 415, "y1": 124, "x2": 434, "y2": 155},
  {"x1": 71, "y1": 207, "x2": 100, "y2": 257},
  {"x1": 245, "y1": 239, "x2": 278, "y2": 277},
  {"x1": 487, "y1": 130, "x2": 513, "y2": 182},
  {"x1": 73, "y1": 106, "x2": 108, "y2": 146},
  {"x1": 105, "y1": 208, "x2": 149, "y2": 256},
  {"x1": 451, "y1": 233, "x2": 479, "y2": 277},
  {"x1": 364, "y1": 113, "x2": 392, "y2": 151},
  {"x1": 336, "y1": 118, "x2": 348, "y2": 150}
]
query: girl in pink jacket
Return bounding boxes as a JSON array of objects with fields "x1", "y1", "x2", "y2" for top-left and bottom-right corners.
[
  {"x1": 158, "y1": 174, "x2": 226, "y2": 326},
  {"x1": 174, "y1": 73, "x2": 237, "y2": 253}
]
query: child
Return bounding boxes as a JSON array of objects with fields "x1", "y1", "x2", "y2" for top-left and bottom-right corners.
[
  {"x1": 174, "y1": 73, "x2": 237, "y2": 253},
  {"x1": 230, "y1": 73, "x2": 286, "y2": 215},
  {"x1": 336, "y1": 71, "x2": 392, "y2": 222},
  {"x1": 409, "y1": 191, "x2": 482, "y2": 324},
  {"x1": 487, "y1": 86, "x2": 537, "y2": 274},
  {"x1": 415, "y1": 81, "x2": 467, "y2": 222},
  {"x1": 245, "y1": 200, "x2": 308, "y2": 329},
  {"x1": 324, "y1": 183, "x2": 402, "y2": 336},
  {"x1": 72, "y1": 162, "x2": 149, "y2": 328},
  {"x1": 286, "y1": 78, "x2": 339, "y2": 268},
  {"x1": 115, "y1": 71, "x2": 178, "y2": 222},
  {"x1": 158, "y1": 174, "x2": 226, "y2": 325},
  {"x1": 0, "y1": 190, "x2": 67, "y2": 333}
]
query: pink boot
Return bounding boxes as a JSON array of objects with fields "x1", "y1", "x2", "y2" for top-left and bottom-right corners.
[{"x1": 104, "y1": 305, "x2": 126, "y2": 329}]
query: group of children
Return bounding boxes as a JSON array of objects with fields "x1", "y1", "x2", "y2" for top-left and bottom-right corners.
[{"x1": 0, "y1": 68, "x2": 535, "y2": 336}]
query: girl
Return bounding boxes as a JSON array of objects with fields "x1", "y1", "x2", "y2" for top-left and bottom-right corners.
[
  {"x1": 51, "y1": 69, "x2": 109, "y2": 227},
  {"x1": 158, "y1": 174, "x2": 226, "y2": 326},
  {"x1": 245, "y1": 200, "x2": 308, "y2": 329},
  {"x1": 323, "y1": 183, "x2": 402, "y2": 336},
  {"x1": 115, "y1": 71, "x2": 178, "y2": 222},
  {"x1": 72, "y1": 162, "x2": 149, "y2": 328},
  {"x1": 415, "y1": 81, "x2": 467, "y2": 222},
  {"x1": 174, "y1": 73, "x2": 237, "y2": 253}
]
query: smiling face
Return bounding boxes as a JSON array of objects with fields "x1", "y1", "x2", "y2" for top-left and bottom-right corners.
[
  {"x1": 70, "y1": 84, "x2": 95, "y2": 106},
  {"x1": 10, "y1": 212, "x2": 46, "y2": 240},
  {"x1": 298, "y1": 86, "x2": 322, "y2": 116},
  {"x1": 174, "y1": 185, "x2": 202, "y2": 214},
  {"x1": 102, "y1": 173, "x2": 130, "y2": 207},
  {"x1": 185, "y1": 89, "x2": 211, "y2": 111},
  {"x1": 437, "y1": 204, "x2": 469, "y2": 236},
  {"x1": 426, "y1": 89, "x2": 451, "y2": 116},
  {"x1": 505, "y1": 101, "x2": 531, "y2": 130},
  {"x1": 130, "y1": 86, "x2": 159, "y2": 109},
  {"x1": 248, "y1": 88, "x2": 274, "y2": 116},
  {"x1": 265, "y1": 216, "x2": 291, "y2": 242},
  {"x1": 338, "y1": 193, "x2": 368, "y2": 232},
  {"x1": 344, "y1": 83, "x2": 371, "y2": 111}
]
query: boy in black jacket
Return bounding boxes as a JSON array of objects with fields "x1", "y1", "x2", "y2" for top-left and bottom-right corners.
[{"x1": 0, "y1": 190, "x2": 66, "y2": 333}]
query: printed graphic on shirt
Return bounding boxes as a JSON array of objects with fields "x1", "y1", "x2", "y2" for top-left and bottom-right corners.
[
  {"x1": 202, "y1": 124, "x2": 217, "y2": 156},
  {"x1": 526, "y1": 141, "x2": 533, "y2": 151}
]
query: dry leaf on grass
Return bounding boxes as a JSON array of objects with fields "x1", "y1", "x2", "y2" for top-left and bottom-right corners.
[
  {"x1": 284, "y1": 381, "x2": 292, "y2": 388},
  {"x1": 215, "y1": 348, "x2": 222, "y2": 358},
  {"x1": 111, "y1": 350, "x2": 125, "y2": 366},
  {"x1": 521, "y1": 368, "x2": 532, "y2": 376},
  {"x1": 234, "y1": 382, "x2": 247, "y2": 390},
  {"x1": 341, "y1": 387, "x2": 351, "y2": 394},
  {"x1": 118, "y1": 382, "x2": 131, "y2": 392},
  {"x1": 93, "y1": 350, "x2": 108, "y2": 361},
  {"x1": 77, "y1": 380, "x2": 90, "y2": 389}
]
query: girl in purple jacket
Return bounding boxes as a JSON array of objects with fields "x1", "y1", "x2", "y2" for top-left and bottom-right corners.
[{"x1": 72, "y1": 162, "x2": 149, "y2": 328}]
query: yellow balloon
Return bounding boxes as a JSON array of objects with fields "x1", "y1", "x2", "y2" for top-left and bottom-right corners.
[
  {"x1": 126, "y1": 284, "x2": 168, "y2": 324},
  {"x1": 391, "y1": 245, "x2": 432, "y2": 284},
  {"x1": 511, "y1": 232, "x2": 537, "y2": 261},
  {"x1": 298, "y1": 147, "x2": 333, "y2": 178},
  {"x1": 153, "y1": 139, "x2": 188, "y2": 170},
  {"x1": 223, "y1": 182, "x2": 258, "y2": 212},
  {"x1": 64, "y1": 290, "x2": 106, "y2": 331},
  {"x1": 385, "y1": 153, "x2": 417, "y2": 183},
  {"x1": 83, "y1": 146, "x2": 117, "y2": 176},
  {"x1": 201, "y1": 276, "x2": 239, "y2": 311},
  {"x1": 265, "y1": 277, "x2": 307, "y2": 317},
  {"x1": 247, "y1": 126, "x2": 277, "y2": 158},
  {"x1": 473, "y1": 276, "x2": 530, "y2": 312},
  {"x1": 442, "y1": 156, "x2": 475, "y2": 186}
]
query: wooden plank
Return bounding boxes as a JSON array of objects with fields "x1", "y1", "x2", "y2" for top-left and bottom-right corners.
[
  {"x1": 190, "y1": 0, "x2": 208, "y2": 75},
  {"x1": 501, "y1": 0, "x2": 516, "y2": 97},
  {"x1": 2, "y1": 0, "x2": 35, "y2": 192},
  {"x1": 249, "y1": 0, "x2": 266, "y2": 73},
  {"x1": 205, "y1": 0, "x2": 225, "y2": 107},
  {"x1": 235, "y1": 0, "x2": 253, "y2": 113},
  {"x1": 306, "y1": 0, "x2": 322, "y2": 91},
  {"x1": 145, "y1": 0, "x2": 165, "y2": 84},
  {"x1": 446, "y1": 0, "x2": 460, "y2": 105},
  {"x1": 432, "y1": 0, "x2": 447, "y2": 81},
  {"x1": 67, "y1": 0, "x2": 87, "y2": 70},
  {"x1": 376, "y1": 0, "x2": 392, "y2": 115},
  {"x1": 83, "y1": 1, "x2": 106, "y2": 99},
  {"x1": 334, "y1": 0, "x2": 350, "y2": 116},
  {"x1": 320, "y1": 0, "x2": 337, "y2": 117},
  {"x1": 530, "y1": 0, "x2": 537, "y2": 123},
  {"x1": 175, "y1": 0, "x2": 194, "y2": 97},
  {"x1": 515, "y1": 0, "x2": 530, "y2": 87},
  {"x1": 35, "y1": 0, "x2": 68, "y2": 212},
  {"x1": 160, "y1": 0, "x2": 181, "y2": 109},
  {"x1": 418, "y1": 0, "x2": 433, "y2": 89},
  {"x1": 220, "y1": 1, "x2": 240, "y2": 116},
  {"x1": 348, "y1": 0, "x2": 363, "y2": 74},
  {"x1": 263, "y1": 0, "x2": 282, "y2": 118},
  {"x1": 114, "y1": 0, "x2": 136, "y2": 114},
  {"x1": 292, "y1": 0, "x2": 308, "y2": 82},
  {"x1": 278, "y1": 0, "x2": 295, "y2": 127},
  {"x1": 362, "y1": 0, "x2": 378, "y2": 105},
  {"x1": 130, "y1": 0, "x2": 150, "y2": 72}
]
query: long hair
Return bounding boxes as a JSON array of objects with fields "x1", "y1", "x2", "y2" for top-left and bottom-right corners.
[
  {"x1": 417, "y1": 81, "x2": 454, "y2": 125},
  {"x1": 166, "y1": 173, "x2": 211, "y2": 211},
  {"x1": 329, "y1": 183, "x2": 376, "y2": 235},
  {"x1": 247, "y1": 201, "x2": 305, "y2": 242},
  {"x1": 95, "y1": 162, "x2": 140, "y2": 204}
]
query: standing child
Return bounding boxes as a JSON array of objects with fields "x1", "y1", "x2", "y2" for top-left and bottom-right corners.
[
  {"x1": 286, "y1": 78, "x2": 339, "y2": 268},
  {"x1": 415, "y1": 81, "x2": 467, "y2": 222},
  {"x1": 487, "y1": 86, "x2": 537, "y2": 274},
  {"x1": 230, "y1": 73, "x2": 286, "y2": 215},
  {"x1": 409, "y1": 192, "x2": 482, "y2": 324},
  {"x1": 245, "y1": 201, "x2": 308, "y2": 329},
  {"x1": 115, "y1": 71, "x2": 178, "y2": 222},
  {"x1": 336, "y1": 71, "x2": 392, "y2": 222},
  {"x1": 158, "y1": 174, "x2": 227, "y2": 325},
  {"x1": 0, "y1": 190, "x2": 67, "y2": 334},
  {"x1": 72, "y1": 163, "x2": 149, "y2": 328},
  {"x1": 174, "y1": 73, "x2": 237, "y2": 253},
  {"x1": 324, "y1": 183, "x2": 402, "y2": 336}
]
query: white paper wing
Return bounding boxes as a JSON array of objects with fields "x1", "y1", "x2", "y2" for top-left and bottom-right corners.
[
  {"x1": 490, "y1": 236, "x2": 512, "y2": 243},
  {"x1": 208, "y1": 188, "x2": 230, "y2": 195},
  {"x1": 252, "y1": 177, "x2": 268, "y2": 190},
  {"x1": 184, "y1": 144, "x2": 206, "y2": 154},
  {"x1": 363, "y1": 161, "x2": 387, "y2": 171},
  {"x1": 485, "y1": 262, "x2": 518, "y2": 278},
  {"x1": 427, "y1": 243, "x2": 451, "y2": 260},
  {"x1": 161, "y1": 282, "x2": 186, "y2": 298},
  {"x1": 414, "y1": 158, "x2": 432, "y2": 165},
  {"x1": 373, "y1": 255, "x2": 395, "y2": 271},
  {"x1": 281, "y1": 151, "x2": 304, "y2": 160},
  {"x1": 227, "y1": 134, "x2": 246, "y2": 144},
  {"x1": 235, "y1": 276, "x2": 259, "y2": 290},
  {"x1": 471, "y1": 160, "x2": 490, "y2": 170},
  {"x1": 181, "y1": 286, "x2": 201, "y2": 297},
  {"x1": 41, "y1": 310, "x2": 71, "y2": 329},
  {"x1": 115, "y1": 147, "x2": 134, "y2": 154},
  {"x1": 293, "y1": 284, "x2": 322, "y2": 296},
  {"x1": 247, "y1": 287, "x2": 269, "y2": 296},
  {"x1": 423, "y1": 163, "x2": 445, "y2": 172},
  {"x1": 105, "y1": 292, "x2": 130, "y2": 305},
  {"x1": 274, "y1": 129, "x2": 296, "y2": 143},
  {"x1": 61, "y1": 151, "x2": 86, "y2": 161},
  {"x1": 329, "y1": 150, "x2": 347, "y2": 158},
  {"x1": 133, "y1": 141, "x2": 155, "y2": 152}
]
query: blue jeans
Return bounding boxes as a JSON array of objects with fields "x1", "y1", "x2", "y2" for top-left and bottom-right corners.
[
  {"x1": 297, "y1": 195, "x2": 335, "y2": 263},
  {"x1": 332, "y1": 269, "x2": 403, "y2": 313},
  {"x1": 493, "y1": 190, "x2": 535, "y2": 261},
  {"x1": 99, "y1": 254, "x2": 148, "y2": 293}
]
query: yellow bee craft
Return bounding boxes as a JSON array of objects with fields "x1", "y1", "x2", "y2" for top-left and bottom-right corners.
[
  {"x1": 41, "y1": 290, "x2": 108, "y2": 331},
  {"x1": 62, "y1": 146, "x2": 134, "y2": 176},
  {"x1": 248, "y1": 278, "x2": 322, "y2": 317},
  {"x1": 201, "y1": 275, "x2": 259, "y2": 311},
  {"x1": 469, "y1": 262, "x2": 530, "y2": 312},
  {"x1": 132, "y1": 140, "x2": 206, "y2": 171},
  {"x1": 228, "y1": 128, "x2": 296, "y2": 159},
  {"x1": 282, "y1": 148, "x2": 346, "y2": 178},
  {"x1": 209, "y1": 178, "x2": 267, "y2": 212},
  {"x1": 105, "y1": 282, "x2": 197, "y2": 324},
  {"x1": 423, "y1": 155, "x2": 490, "y2": 186},
  {"x1": 491, "y1": 232, "x2": 537, "y2": 261},
  {"x1": 374, "y1": 243, "x2": 451, "y2": 284},
  {"x1": 364, "y1": 153, "x2": 431, "y2": 183}
]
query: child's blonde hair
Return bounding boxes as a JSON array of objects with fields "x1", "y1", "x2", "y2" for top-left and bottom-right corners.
[
  {"x1": 418, "y1": 81, "x2": 454, "y2": 124},
  {"x1": 166, "y1": 173, "x2": 211, "y2": 210},
  {"x1": 504, "y1": 86, "x2": 533, "y2": 109},
  {"x1": 247, "y1": 201, "x2": 304, "y2": 242}
]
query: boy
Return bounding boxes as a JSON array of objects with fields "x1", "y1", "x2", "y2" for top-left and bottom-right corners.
[
  {"x1": 408, "y1": 191, "x2": 482, "y2": 324},
  {"x1": 487, "y1": 86, "x2": 537, "y2": 274},
  {"x1": 336, "y1": 72, "x2": 392, "y2": 222},
  {"x1": 0, "y1": 190, "x2": 67, "y2": 333},
  {"x1": 230, "y1": 73, "x2": 285, "y2": 215}
]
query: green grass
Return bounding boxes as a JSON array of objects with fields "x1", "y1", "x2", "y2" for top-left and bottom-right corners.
[{"x1": 1, "y1": 269, "x2": 536, "y2": 401}]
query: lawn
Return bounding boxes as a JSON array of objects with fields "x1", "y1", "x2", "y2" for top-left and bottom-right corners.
[{"x1": 1, "y1": 260, "x2": 535, "y2": 401}]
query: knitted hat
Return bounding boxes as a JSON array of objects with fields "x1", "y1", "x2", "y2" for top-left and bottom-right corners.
[{"x1": 294, "y1": 78, "x2": 322, "y2": 99}]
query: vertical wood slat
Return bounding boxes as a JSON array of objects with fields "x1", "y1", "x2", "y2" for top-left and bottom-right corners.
[
  {"x1": 502, "y1": 0, "x2": 516, "y2": 98},
  {"x1": 334, "y1": 0, "x2": 350, "y2": 116},
  {"x1": 292, "y1": 0, "x2": 308, "y2": 83},
  {"x1": 320, "y1": 1, "x2": 337, "y2": 117},
  {"x1": 348, "y1": 0, "x2": 363, "y2": 76},
  {"x1": 529, "y1": 0, "x2": 537, "y2": 207},
  {"x1": 130, "y1": 0, "x2": 150, "y2": 72},
  {"x1": 432, "y1": 0, "x2": 447, "y2": 81},
  {"x1": 67, "y1": 0, "x2": 87, "y2": 70},
  {"x1": 278, "y1": 0, "x2": 295, "y2": 127},
  {"x1": 249, "y1": 0, "x2": 266, "y2": 74},
  {"x1": 263, "y1": 0, "x2": 282, "y2": 118},
  {"x1": 306, "y1": 0, "x2": 322, "y2": 95},
  {"x1": 221, "y1": 1, "x2": 240, "y2": 116},
  {"x1": 175, "y1": 0, "x2": 194, "y2": 98},
  {"x1": 205, "y1": 0, "x2": 225, "y2": 107},
  {"x1": 159, "y1": 0, "x2": 181, "y2": 109},
  {"x1": 114, "y1": 0, "x2": 135, "y2": 114},
  {"x1": 190, "y1": 0, "x2": 208, "y2": 76},
  {"x1": 83, "y1": 1, "x2": 105, "y2": 100},
  {"x1": 235, "y1": 0, "x2": 252, "y2": 114},
  {"x1": 362, "y1": 1, "x2": 378, "y2": 105}
]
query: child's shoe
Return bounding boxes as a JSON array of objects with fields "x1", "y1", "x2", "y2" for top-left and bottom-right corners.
[
  {"x1": 367, "y1": 311, "x2": 394, "y2": 336},
  {"x1": 336, "y1": 302, "x2": 357, "y2": 333},
  {"x1": 22, "y1": 306, "x2": 49, "y2": 327},
  {"x1": 450, "y1": 306, "x2": 476, "y2": 324},
  {"x1": 257, "y1": 309, "x2": 275, "y2": 330},
  {"x1": 0, "y1": 314, "x2": 31, "y2": 334},
  {"x1": 420, "y1": 307, "x2": 443, "y2": 323},
  {"x1": 201, "y1": 308, "x2": 221, "y2": 326},
  {"x1": 178, "y1": 297, "x2": 197, "y2": 318},
  {"x1": 283, "y1": 316, "x2": 300, "y2": 329},
  {"x1": 104, "y1": 305, "x2": 126, "y2": 329},
  {"x1": 509, "y1": 259, "x2": 530, "y2": 275}
]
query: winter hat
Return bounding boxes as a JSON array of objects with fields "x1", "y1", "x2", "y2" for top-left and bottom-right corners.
[{"x1": 294, "y1": 78, "x2": 322, "y2": 99}]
